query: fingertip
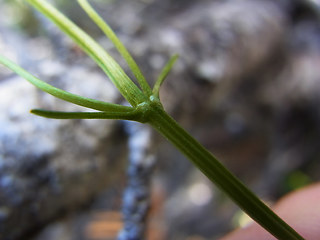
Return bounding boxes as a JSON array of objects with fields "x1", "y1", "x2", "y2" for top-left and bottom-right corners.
[{"x1": 221, "y1": 183, "x2": 320, "y2": 240}]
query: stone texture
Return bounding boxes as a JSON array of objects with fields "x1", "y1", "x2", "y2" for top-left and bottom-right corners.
[{"x1": 0, "y1": 24, "x2": 125, "y2": 239}]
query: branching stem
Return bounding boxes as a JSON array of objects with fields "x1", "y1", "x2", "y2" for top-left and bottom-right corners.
[
  {"x1": 144, "y1": 102, "x2": 304, "y2": 240},
  {"x1": 0, "y1": 0, "x2": 306, "y2": 239}
]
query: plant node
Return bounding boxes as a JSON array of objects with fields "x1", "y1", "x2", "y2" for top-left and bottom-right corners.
[{"x1": 135, "y1": 95, "x2": 164, "y2": 123}]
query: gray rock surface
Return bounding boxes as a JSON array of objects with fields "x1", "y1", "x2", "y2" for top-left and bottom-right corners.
[{"x1": 0, "y1": 21, "x2": 125, "y2": 239}]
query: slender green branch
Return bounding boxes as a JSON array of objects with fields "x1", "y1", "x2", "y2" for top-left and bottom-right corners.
[
  {"x1": 31, "y1": 109, "x2": 140, "y2": 120},
  {"x1": 153, "y1": 54, "x2": 179, "y2": 98},
  {"x1": 146, "y1": 103, "x2": 304, "y2": 240},
  {"x1": 0, "y1": 1, "x2": 306, "y2": 239},
  {"x1": 78, "y1": 0, "x2": 153, "y2": 96},
  {"x1": 0, "y1": 55, "x2": 132, "y2": 112},
  {"x1": 26, "y1": 0, "x2": 146, "y2": 106}
]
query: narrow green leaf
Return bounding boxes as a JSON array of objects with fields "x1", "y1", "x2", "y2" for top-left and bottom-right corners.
[
  {"x1": 78, "y1": 0, "x2": 152, "y2": 96},
  {"x1": 153, "y1": 54, "x2": 178, "y2": 98},
  {"x1": 31, "y1": 109, "x2": 140, "y2": 120},
  {"x1": 0, "y1": 55, "x2": 132, "y2": 112},
  {"x1": 26, "y1": 0, "x2": 146, "y2": 106}
]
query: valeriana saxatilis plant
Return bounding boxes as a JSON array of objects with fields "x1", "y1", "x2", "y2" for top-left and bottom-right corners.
[{"x1": 0, "y1": 0, "x2": 304, "y2": 239}]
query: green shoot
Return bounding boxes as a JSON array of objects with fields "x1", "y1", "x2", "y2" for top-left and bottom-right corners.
[
  {"x1": 0, "y1": 1, "x2": 306, "y2": 239},
  {"x1": 31, "y1": 109, "x2": 140, "y2": 120},
  {"x1": 78, "y1": 0, "x2": 153, "y2": 96},
  {"x1": 26, "y1": 0, "x2": 146, "y2": 106},
  {"x1": 0, "y1": 55, "x2": 132, "y2": 113},
  {"x1": 153, "y1": 54, "x2": 179, "y2": 98}
]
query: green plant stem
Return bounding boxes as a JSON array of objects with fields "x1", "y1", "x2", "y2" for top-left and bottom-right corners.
[
  {"x1": 153, "y1": 54, "x2": 179, "y2": 97},
  {"x1": 27, "y1": 0, "x2": 146, "y2": 107},
  {"x1": 0, "y1": 0, "x2": 305, "y2": 238},
  {"x1": 146, "y1": 100, "x2": 304, "y2": 240},
  {"x1": 78, "y1": 0, "x2": 153, "y2": 96},
  {"x1": 30, "y1": 109, "x2": 140, "y2": 120},
  {"x1": 0, "y1": 55, "x2": 132, "y2": 113}
]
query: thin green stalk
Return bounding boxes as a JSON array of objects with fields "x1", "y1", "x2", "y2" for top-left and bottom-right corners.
[
  {"x1": 31, "y1": 109, "x2": 140, "y2": 120},
  {"x1": 78, "y1": 0, "x2": 153, "y2": 96},
  {"x1": 153, "y1": 54, "x2": 179, "y2": 98},
  {"x1": 26, "y1": 0, "x2": 146, "y2": 106},
  {"x1": 0, "y1": 55, "x2": 131, "y2": 112},
  {"x1": 146, "y1": 102, "x2": 304, "y2": 240}
]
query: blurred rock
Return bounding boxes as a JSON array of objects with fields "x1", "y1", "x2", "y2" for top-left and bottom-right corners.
[
  {"x1": 0, "y1": 26, "x2": 125, "y2": 239},
  {"x1": 257, "y1": 20, "x2": 320, "y2": 197}
]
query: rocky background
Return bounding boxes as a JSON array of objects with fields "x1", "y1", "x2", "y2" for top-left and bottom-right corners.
[{"x1": 1, "y1": 0, "x2": 320, "y2": 239}]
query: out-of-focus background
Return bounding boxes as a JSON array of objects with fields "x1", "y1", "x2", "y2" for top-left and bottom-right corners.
[{"x1": 1, "y1": 0, "x2": 320, "y2": 239}]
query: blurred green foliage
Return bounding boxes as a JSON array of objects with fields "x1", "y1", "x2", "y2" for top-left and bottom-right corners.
[
  {"x1": 2, "y1": 0, "x2": 39, "y2": 35},
  {"x1": 285, "y1": 171, "x2": 312, "y2": 192}
]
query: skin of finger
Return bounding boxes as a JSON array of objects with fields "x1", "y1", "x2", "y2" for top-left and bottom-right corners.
[{"x1": 220, "y1": 183, "x2": 320, "y2": 240}]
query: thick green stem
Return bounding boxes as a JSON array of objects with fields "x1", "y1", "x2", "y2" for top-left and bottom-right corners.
[{"x1": 147, "y1": 103, "x2": 304, "y2": 240}]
